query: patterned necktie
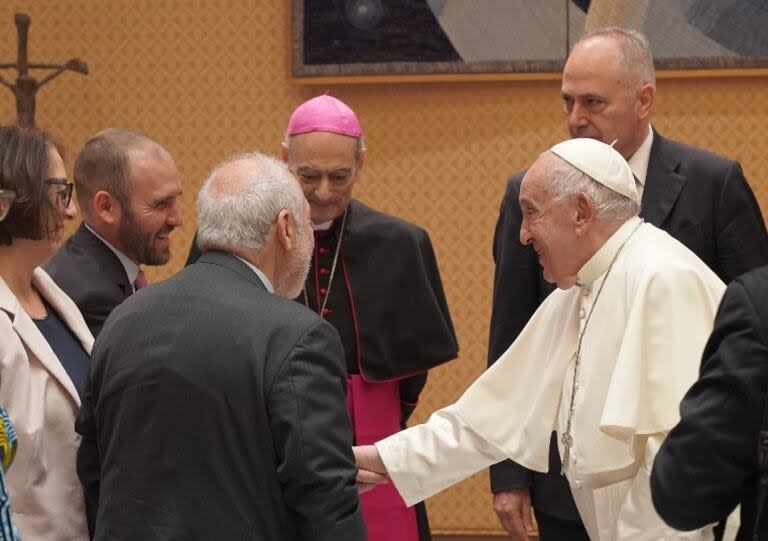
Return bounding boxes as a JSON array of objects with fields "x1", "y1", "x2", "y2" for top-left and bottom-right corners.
[{"x1": 134, "y1": 268, "x2": 149, "y2": 291}]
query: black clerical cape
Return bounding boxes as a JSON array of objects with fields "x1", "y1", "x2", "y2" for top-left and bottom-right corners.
[
  {"x1": 302, "y1": 199, "x2": 458, "y2": 382},
  {"x1": 302, "y1": 199, "x2": 458, "y2": 541}
]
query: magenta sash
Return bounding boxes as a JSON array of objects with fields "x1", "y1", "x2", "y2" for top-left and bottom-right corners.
[{"x1": 347, "y1": 375, "x2": 419, "y2": 541}]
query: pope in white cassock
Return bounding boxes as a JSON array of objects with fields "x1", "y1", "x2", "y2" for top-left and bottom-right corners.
[{"x1": 355, "y1": 138, "x2": 727, "y2": 540}]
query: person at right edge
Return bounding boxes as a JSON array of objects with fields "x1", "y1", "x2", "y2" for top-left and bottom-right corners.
[{"x1": 488, "y1": 27, "x2": 768, "y2": 541}]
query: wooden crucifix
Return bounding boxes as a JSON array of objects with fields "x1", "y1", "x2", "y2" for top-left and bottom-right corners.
[{"x1": 0, "y1": 12, "x2": 88, "y2": 127}]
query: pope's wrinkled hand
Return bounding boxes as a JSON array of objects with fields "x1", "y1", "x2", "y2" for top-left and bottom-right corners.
[
  {"x1": 493, "y1": 488, "x2": 533, "y2": 541},
  {"x1": 353, "y1": 445, "x2": 388, "y2": 475},
  {"x1": 356, "y1": 467, "x2": 389, "y2": 494},
  {"x1": 353, "y1": 445, "x2": 390, "y2": 493}
]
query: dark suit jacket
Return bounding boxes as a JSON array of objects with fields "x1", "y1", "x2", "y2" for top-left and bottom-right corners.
[
  {"x1": 488, "y1": 130, "x2": 768, "y2": 520},
  {"x1": 651, "y1": 265, "x2": 768, "y2": 541},
  {"x1": 75, "y1": 251, "x2": 366, "y2": 541},
  {"x1": 188, "y1": 199, "x2": 459, "y2": 425},
  {"x1": 45, "y1": 223, "x2": 132, "y2": 337}
]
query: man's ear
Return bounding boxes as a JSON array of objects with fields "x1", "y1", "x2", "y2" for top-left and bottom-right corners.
[
  {"x1": 92, "y1": 190, "x2": 122, "y2": 225},
  {"x1": 356, "y1": 147, "x2": 366, "y2": 174},
  {"x1": 574, "y1": 193, "x2": 595, "y2": 235},
  {"x1": 280, "y1": 143, "x2": 289, "y2": 164},
  {"x1": 636, "y1": 83, "x2": 655, "y2": 121},
  {"x1": 275, "y1": 209, "x2": 293, "y2": 251}
]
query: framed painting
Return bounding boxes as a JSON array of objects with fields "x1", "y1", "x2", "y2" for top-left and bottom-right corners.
[{"x1": 291, "y1": 0, "x2": 768, "y2": 82}]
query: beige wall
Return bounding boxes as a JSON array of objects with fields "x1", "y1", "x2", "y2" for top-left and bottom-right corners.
[{"x1": 2, "y1": 1, "x2": 766, "y2": 534}]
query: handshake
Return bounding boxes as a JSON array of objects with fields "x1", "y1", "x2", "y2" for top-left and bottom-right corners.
[{"x1": 353, "y1": 445, "x2": 390, "y2": 494}]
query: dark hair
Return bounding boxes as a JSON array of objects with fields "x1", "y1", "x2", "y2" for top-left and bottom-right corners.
[
  {"x1": 0, "y1": 125, "x2": 63, "y2": 246},
  {"x1": 73, "y1": 128, "x2": 156, "y2": 215}
]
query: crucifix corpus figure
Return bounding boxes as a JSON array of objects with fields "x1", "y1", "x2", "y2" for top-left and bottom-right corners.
[{"x1": 0, "y1": 12, "x2": 88, "y2": 127}]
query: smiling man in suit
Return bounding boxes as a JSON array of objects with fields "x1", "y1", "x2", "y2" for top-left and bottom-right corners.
[
  {"x1": 487, "y1": 27, "x2": 768, "y2": 541},
  {"x1": 46, "y1": 129, "x2": 183, "y2": 337}
]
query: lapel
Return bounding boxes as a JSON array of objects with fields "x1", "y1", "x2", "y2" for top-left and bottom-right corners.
[
  {"x1": 0, "y1": 269, "x2": 93, "y2": 407},
  {"x1": 74, "y1": 224, "x2": 133, "y2": 298},
  {"x1": 640, "y1": 129, "x2": 687, "y2": 228}
]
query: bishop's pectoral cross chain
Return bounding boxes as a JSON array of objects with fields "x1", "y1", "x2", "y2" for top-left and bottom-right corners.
[{"x1": 301, "y1": 209, "x2": 348, "y2": 318}]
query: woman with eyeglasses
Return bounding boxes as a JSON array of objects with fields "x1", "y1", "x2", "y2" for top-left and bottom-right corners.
[{"x1": 0, "y1": 125, "x2": 91, "y2": 541}]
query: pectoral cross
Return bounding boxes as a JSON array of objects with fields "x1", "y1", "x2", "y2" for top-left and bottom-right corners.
[{"x1": 0, "y1": 12, "x2": 88, "y2": 127}]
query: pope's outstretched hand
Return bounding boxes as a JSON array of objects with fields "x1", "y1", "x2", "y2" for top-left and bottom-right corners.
[{"x1": 354, "y1": 445, "x2": 389, "y2": 493}]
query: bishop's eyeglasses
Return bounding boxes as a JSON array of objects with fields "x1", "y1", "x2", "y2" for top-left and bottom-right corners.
[{"x1": 45, "y1": 178, "x2": 74, "y2": 209}]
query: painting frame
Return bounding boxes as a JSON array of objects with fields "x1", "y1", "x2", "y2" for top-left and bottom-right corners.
[{"x1": 291, "y1": 0, "x2": 768, "y2": 84}]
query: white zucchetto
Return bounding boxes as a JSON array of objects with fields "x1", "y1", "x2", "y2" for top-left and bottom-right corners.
[{"x1": 550, "y1": 138, "x2": 640, "y2": 204}]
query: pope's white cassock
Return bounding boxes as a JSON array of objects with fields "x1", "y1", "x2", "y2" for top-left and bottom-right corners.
[{"x1": 375, "y1": 215, "x2": 726, "y2": 540}]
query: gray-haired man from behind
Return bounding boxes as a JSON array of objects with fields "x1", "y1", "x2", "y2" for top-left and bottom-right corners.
[{"x1": 75, "y1": 151, "x2": 367, "y2": 541}]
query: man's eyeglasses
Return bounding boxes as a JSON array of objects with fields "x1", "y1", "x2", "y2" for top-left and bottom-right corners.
[
  {"x1": 0, "y1": 189, "x2": 16, "y2": 221},
  {"x1": 45, "y1": 178, "x2": 74, "y2": 208}
]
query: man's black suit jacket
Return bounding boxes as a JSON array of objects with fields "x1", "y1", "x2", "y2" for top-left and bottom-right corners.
[
  {"x1": 46, "y1": 223, "x2": 132, "y2": 337},
  {"x1": 651, "y1": 265, "x2": 768, "y2": 541},
  {"x1": 75, "y1": 251, "x2": 366, "y2": 541},
  {"x1": 488, "y1": 130, "x2": 768, "y2": 519}
]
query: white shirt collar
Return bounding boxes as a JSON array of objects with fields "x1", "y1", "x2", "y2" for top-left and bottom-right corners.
[
  {"x1": 84, "y1": 222, "x2": 140, "y2": 291},
  {"x1": 234, "y1": 256, "x2": 274, "y2": 293},
  {"x1": 311, "y1": 220, "x2": 334, "y2": 231},
  {"x1": 577, "y1": 216, "x2": 644, "y2": 286},
  {"x1": 627, "y1": 125, "x2": 654, "y2": 190}
]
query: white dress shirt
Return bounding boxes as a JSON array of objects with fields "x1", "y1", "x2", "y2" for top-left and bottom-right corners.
[
  {"x1": 84, "y1": 223, "x2": 140, "y2": 292},
  {"x1": 627, "y1": 126, "x2": 654, "y2": 201},
  {"x1": 234, "y1": 256, "x2": 274, "y2": 293}
]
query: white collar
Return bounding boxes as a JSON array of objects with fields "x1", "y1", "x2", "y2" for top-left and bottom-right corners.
[
  {"x1": 84, "y1": 222, "x2": 140, "y2": 290},
  {"x1": 234, "y1": 256, "x2": 274, "y2": 293},
  {"x1": 311, "y1": 220, "x2": 334, "y2": 231},
  {"x1": 577, "y1": 216, "x2": 644, "y2": 286},
  {"x1": 627, "y1": 125, "x2": 654, "y2": 188}
]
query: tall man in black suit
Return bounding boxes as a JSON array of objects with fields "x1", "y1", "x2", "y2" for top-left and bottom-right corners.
[
  {"x1": 75, "y1": 151, "x2": 368, "y2": 541},
  {"x1": 488, "y1": 27, "x2": 768, "y2": 541},
  {"x1": 46, "y1": 128, "x2": 183, "y2": 337}
]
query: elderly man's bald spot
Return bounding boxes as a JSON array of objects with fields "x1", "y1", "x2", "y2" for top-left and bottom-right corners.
[{"x1": 204, "y1": 158, "x2": 265, "y2": 199}]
